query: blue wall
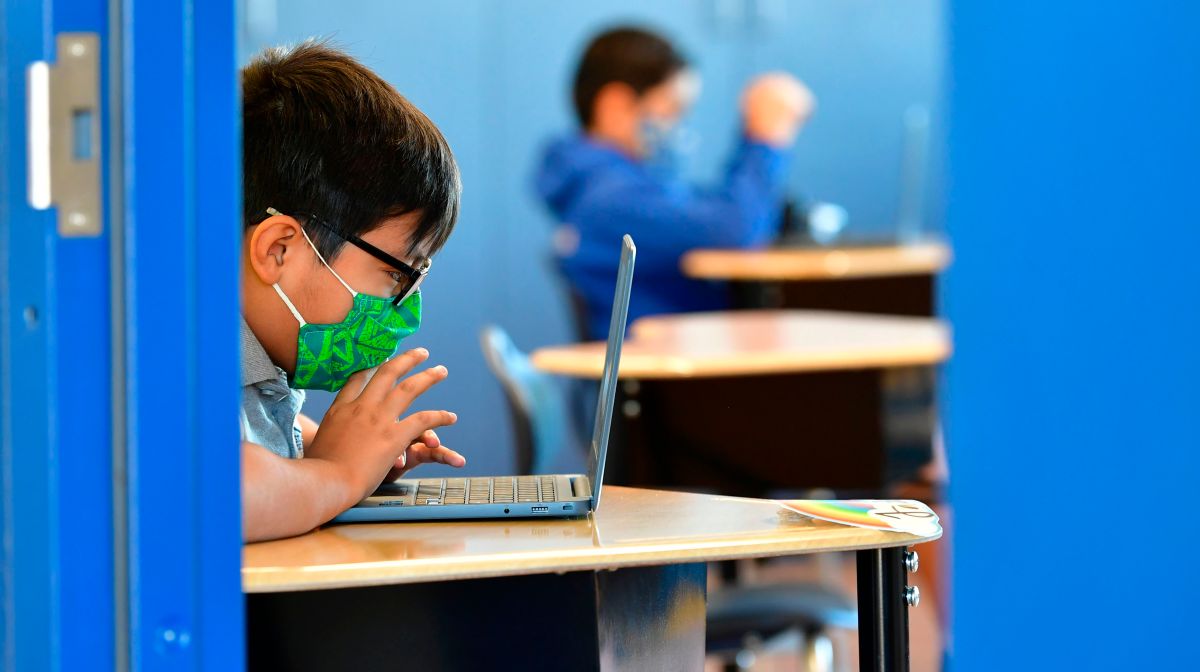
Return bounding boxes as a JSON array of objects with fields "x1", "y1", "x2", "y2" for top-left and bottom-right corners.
[
  {"x1": 944, "y1": 3, "x2": 1200, "y2": 669},
  {"x1": 240, "y1": 0, "x2": 944, "y2": 477}
]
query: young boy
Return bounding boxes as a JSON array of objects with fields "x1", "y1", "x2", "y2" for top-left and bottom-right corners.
[
  {"x1": 535, "y1": 27, "x2": 813, "y2": 339},
  {"x1": 239, "y1": 42, "x2": 465, "y2": 541}
]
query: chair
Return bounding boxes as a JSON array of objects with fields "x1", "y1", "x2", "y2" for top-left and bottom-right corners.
[
  {"x1": 706, "y1": 581, "x2": 857, "y2": 671},
  {"x1": 480, "y1": 325, "x2": 857, "y2": 671},
  {"x1": 479, "y1": 325, "x2": 573, "y2": 474}
]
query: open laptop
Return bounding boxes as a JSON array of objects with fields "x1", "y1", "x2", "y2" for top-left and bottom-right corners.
[{"x1": 332, "y1": 234, "x2": 635, "y2": 523}]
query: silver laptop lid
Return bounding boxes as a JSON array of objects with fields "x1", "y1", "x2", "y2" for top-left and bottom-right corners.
[{"x1": 586, "y1": 235, "x2": 636, "y2": 508}]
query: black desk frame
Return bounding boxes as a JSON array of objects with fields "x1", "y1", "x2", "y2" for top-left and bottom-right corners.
[{"x1": 247, "y1": 551, "x2": 915, "y2": 672}]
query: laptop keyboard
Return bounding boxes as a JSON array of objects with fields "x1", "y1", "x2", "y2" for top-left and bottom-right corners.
[{"x1": 410, "y1": 476, "x2": 558, "y2": 506}]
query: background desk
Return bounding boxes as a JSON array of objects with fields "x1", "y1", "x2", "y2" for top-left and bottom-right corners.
[
  {"x1": 681, "y1": 241, "x2": 952, "y2": 317},
  {"x1": 533, "y1": 311, "x2": 951, "y2": 495},
  {"x1": 245, "y1": 487, "x2": 937, "y2": 671}
]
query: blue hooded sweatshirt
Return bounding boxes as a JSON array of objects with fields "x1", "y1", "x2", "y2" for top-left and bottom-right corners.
[{"x1": 534, "y1": 134, "x2": 790, "y2": 339}]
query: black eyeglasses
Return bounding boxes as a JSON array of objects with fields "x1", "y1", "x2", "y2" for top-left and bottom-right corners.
[{"x1": 266, "y1": 208, "x2": 431, "y2": 306}]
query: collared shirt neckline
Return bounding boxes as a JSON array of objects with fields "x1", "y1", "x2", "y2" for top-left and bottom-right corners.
[{"x1": 240, "y1": 316, "x2": 287, "y2": 387}]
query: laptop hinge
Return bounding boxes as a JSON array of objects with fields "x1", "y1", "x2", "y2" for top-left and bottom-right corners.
[{"x1": 572, "y1": 476, "x2": 592, "y2": 499}]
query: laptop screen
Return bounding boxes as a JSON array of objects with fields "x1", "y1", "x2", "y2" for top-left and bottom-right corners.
[{"x1": 585, "y1": 235, "x2": 635, "y2": 507}]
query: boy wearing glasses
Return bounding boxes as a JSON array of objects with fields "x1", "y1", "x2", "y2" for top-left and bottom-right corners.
[{"x1": 239, "y1": 43, "x2": 465, "y2": 541}]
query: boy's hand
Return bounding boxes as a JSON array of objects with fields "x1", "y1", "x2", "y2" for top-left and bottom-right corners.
[
  {"x1": 382, "y1": 429, "x2": 467, "y2": 483},
  {"x1": 304, "y1": 347, "x2": 458, "y2": 506},
  {"x1": 742, "y1": 72, "x2": 815, "y2": 147}
]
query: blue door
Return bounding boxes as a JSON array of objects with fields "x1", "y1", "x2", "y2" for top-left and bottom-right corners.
[{"x1": 1, "y1": 0, "x2": 243, "y2": 669}]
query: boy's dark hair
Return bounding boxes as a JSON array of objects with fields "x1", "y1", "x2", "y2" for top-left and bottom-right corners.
[
  {"x1": 572, "y1": 27, "x2": 688, "y2": 128},
  {"x1": 242, "y1": 41, "x2": 460, "y2": 259}
]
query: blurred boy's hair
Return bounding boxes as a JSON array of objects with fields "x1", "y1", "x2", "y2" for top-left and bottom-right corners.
[{"x1": 572, "y1": 26, "x2": 688, "y2": 128}]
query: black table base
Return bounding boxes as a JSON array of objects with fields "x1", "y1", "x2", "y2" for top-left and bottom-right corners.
[
  {"x1": 730, "y1": 274, "x2": 936, "y2": 318},
  {"x1": 857, "y1": 547, "x2": 915, "y2": 672},
  {"x1": 248, "y1": 555, "x2": 915, "y2": 672},
  {"x1": 608, "y1": 367, "x2": 936, "y2": 499},
  {"x1": 247, "y1": 563, "x2": 707, "y2": 672}
]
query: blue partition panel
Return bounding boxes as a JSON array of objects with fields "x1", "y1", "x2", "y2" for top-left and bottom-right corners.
[
  {"x1": 1, "y1": 1, "x2": 60, "y2": 666},
  {"x1": 123, "y1": 0, "x2": 243, "y2": 669},
  {"x1": 945, "y1": 3, "x2": 1200, "y2": 669},
  {"x1": 2, "y1": 0, "x2": 116, "y2": 668}
]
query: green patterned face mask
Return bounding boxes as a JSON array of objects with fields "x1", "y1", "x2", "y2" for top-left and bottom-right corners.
[{"x1": 272, "y1": 228, "x2": 422, "y2": 392}]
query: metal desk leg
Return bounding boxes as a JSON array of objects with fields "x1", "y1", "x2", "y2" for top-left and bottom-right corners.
[
  {"x1": 857, "y1": 547, "x2": 918, "y2": 672},
  {"x1": 595, "y1": 562, "x2": 707, "y2": 671}
]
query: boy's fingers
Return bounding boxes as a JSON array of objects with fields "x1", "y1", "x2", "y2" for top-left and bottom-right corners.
[
  {"x1": 405, "y1": 443, "x2": 466, "y2": 468},
  {"x1": 393, "y1": 439, "x2": 437, "y2": 470},
  {"x1": 360, "y1": 348, "x2": 429, "y2": 402},
  {"x1": 397, "y1": 410, "x2": 458, "y2": 438},
  {"x1": 332, "y1": 368, "x2": 371, "y2": 404},
  {"x1": 384, "y1": 365, "x2": 448, "y2": 417},
  {"x1": 421, "y1": 430, "x2": 440, "y2": 449},
  {"x1": 404, "y1": 443, "x2": 429, "y2": 466},
  {"x1": 432, "y1": 446, "x2": 466, "y2": 467}
]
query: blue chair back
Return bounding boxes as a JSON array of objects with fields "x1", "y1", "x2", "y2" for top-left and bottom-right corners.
[{"x1": 479, "y1": 325, "x2": 572, "y2": 474}]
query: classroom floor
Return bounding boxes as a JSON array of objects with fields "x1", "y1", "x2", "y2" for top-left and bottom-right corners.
[{"x1": 703, "y1": 543, "x2": 946, "y2": 672}]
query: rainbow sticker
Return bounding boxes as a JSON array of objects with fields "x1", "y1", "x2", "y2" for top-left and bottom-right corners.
[{"x1": 778, "y1": 499, "x2": 941, "y2": 536}]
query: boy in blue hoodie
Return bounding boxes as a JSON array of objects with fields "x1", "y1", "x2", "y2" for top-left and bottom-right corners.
[{"x1": 535, "y1": 27, "x2": 814, "y2": 338}]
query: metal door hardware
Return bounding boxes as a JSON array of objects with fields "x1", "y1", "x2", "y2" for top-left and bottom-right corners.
[{"x1": 27, "y1": 33, "x2": 102, "y2": 237}]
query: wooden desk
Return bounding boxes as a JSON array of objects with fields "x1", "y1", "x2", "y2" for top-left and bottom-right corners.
[
  {"x1": 533, "y1": 311, "x2": 949, "y2": 495},
  {"x1": 532, "y1": 310, "x2": 950, "y2": 379},
  {"x1": 682, "y1": 242, "x2": 951, "y2": 282},
  {"x1": 681, "y1": 241, "x2": 952, "y2": 317},
  {"x1": 245, "y1": 487, "x2": 937, "y2": 671}
]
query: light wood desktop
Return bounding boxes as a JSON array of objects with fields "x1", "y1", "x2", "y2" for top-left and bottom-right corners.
[
  {"x1": 532, "y1": 310, "x2": 951, "y2": 496},
  {"x1": 243, "y1": 486, "x2": 932, "y2": 592},
  {"x1": 531, "y1": 310, "x2": 951, "y2": 379},
  {"x1": 680, "y1": 241, "x2": 952, "y2": 317},
  {"x1": 245, "y1": 487, "x2": 936, "y2": 670},
  {"x1": 681, "y1": 241, "x2": 951, "y2": 282}
]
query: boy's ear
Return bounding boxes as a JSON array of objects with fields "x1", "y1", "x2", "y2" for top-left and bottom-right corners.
[
  {"x1": 592, "y1": 82, "x2": 638, "y2": 125},
  {"x1": 246, "y1": 214, "x2": 302, "y2": 285}
]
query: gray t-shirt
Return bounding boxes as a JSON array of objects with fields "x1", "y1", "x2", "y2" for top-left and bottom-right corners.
[{"x1": 240, "y1": 318, "x2": 306, "y2": 459}]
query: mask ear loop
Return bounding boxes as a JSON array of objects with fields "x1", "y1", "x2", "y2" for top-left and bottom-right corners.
[
  {"x1": 272, "y1": 283, "x2": 307, "y2": 327},
  {"x1": 262, "y1": 208, "x2": 359, "y2": 326},
  {"x1": 267, "y1": 206, "x2": 360, "y2": 297},
  {"x1": 295, "y1": 224, "x2": 358, "y2": 298}
]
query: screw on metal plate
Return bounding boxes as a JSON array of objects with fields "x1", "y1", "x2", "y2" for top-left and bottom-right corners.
[
  {"x1": 904, "y1": 585, "x2": 920, "y2": 607},
  {"x1": 904, "y1": 550, "x2": 919, "y2": 574}
]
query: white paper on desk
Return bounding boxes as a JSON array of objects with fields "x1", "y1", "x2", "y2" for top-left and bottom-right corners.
[{"x1": 777, "y1": 499, "x2": 941, "y2": 536}]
